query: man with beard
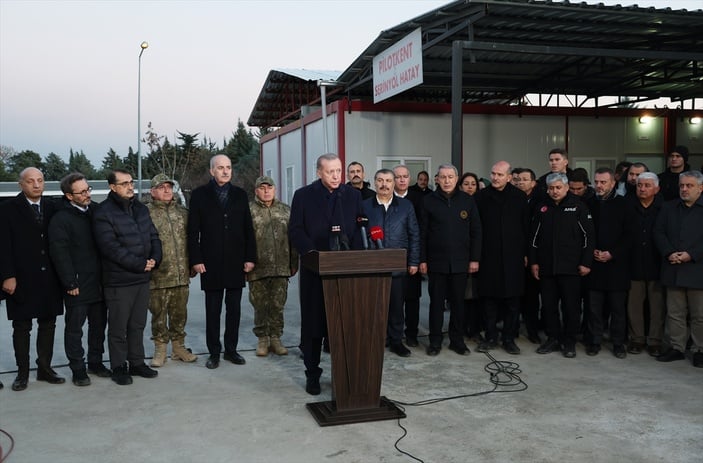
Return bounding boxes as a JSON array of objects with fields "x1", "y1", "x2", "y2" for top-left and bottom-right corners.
[
  {"x1": 658, "y1": 146, "x2": 690, "y2": 201},
  {"x1": 346, "y1": 161, "x2": 375, "y2": 200}
]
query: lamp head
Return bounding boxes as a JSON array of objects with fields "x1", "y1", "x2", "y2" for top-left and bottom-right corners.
[{"x1": 140, "y1": 41, "x2": 149, "y2": 50}]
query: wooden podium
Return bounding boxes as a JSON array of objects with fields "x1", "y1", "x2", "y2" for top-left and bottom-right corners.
[{"x1": 301, "y1": 249, "x2": 408, "y2": 426}]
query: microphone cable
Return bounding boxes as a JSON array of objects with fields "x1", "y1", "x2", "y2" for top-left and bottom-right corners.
[{"x1": 387, "y1": 350, "x2": 528, "y2": 462}]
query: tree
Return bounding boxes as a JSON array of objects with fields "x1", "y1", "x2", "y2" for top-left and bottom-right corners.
[
  {"x1": 67, "y1": 149, "x2": 97, "y2": 178},
  {"x1": 44, "y1": 152, "x2": 68, "y2": 180},
  {"x1": 7, "y1": 150, "x2": 44, "y2": 176},
  {"x1": 0, "y1": 144, "x2": 16, "y2": 180},
  {"x1": 100, "y1": 148, "x2": 123, "y2": 176},
  {"x1": 123, "y1": 147, "x2": 137, "y2": 176}
]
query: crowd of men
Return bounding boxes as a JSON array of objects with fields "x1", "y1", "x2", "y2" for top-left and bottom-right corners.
[{"x1": 1, "y1": 147, "x2": 701, "y2": 394}]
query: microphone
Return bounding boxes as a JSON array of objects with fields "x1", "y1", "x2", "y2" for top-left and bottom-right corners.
[
  {"x1": 369, "y1": 226, "x2": 384, "y2": 249},
  {"x1": 356, "y1": 215, "x2": 369, "y2": 250},
  {"x1": 339, "y1": 232, "x2": 350, "y2": 251},
  {"x1": 329, "y1": 225, "x2": 341, "y2": 251}
]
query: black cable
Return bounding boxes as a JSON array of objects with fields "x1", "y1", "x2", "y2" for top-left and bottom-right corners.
[
  {"x1": 388, "y1": 351, "x2": 528, "y2": 462},
  {"x1": 0, "y1": 427, "x2": 16, "y2": 463}
]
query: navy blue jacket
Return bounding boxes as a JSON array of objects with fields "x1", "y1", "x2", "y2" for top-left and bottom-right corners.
[
  {"x1": 93, "y1": 191, "x2": 162, "y2": 288},
  {"x1": 420, "y1": 189, "x2": 482, "y2": 274},
  {"x1": 362, "y1": 195, "x2": 420, "y2": 270},
  {"x1": 626, "y1": 195, "x2": 663, "y2": 281}
]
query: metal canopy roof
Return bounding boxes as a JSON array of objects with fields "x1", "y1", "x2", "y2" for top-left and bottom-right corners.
[{"x1": 248, "y1": 0, "x2": 703, "y2": 128}]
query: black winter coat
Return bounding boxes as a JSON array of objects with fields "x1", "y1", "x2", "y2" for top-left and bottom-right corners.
[
  {"x1": 586, "y1": 191, "x2": 630, "y2": 291},
  {"x1": 626, "y1": 195, "x2": 663, "y2": 281},
  {"x1": 0, "y1": 194, "x2": 63, "y2": 320},
  {"x1": 363, "y1": 196, "x2": 420, "y2": 268},
  {"x1": 49, "y1": 199, "x2": 103, "y2": 307},
  {"x1": 93, "y1": 191, "x2": 162, "y2": 287},
  {"x1": 529, "y1": 192, "x2": 595, "y2": 277},
  {"x1": 420, "y1": 190, "x2": 482, "y2": 273},
  {"x1": 187, "y1": 180, "x2": 257, "y2": 291},
  {"x1": 474, "y1": 184, "x2": 529, "y2": 298},
  {"x1": 653, "y1": 196, "x2": 703, "y2": 290}
]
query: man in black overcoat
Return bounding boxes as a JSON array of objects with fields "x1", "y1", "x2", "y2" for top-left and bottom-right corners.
[
  {"x1": 188, "y1": 154, "x2": 257, "y2": 369},
  {"x1": 289, "y1": 153, "x2": 364, "y2": 395},
  {"x1": 420, "y1": 164, "x2": 482, "y2": 357},
  {"x1": 0, "y1": 167, "x2": 65, "y2": 391},
  {"x1": 475, "y1": 161, "x2": 529, "y2": 355}
]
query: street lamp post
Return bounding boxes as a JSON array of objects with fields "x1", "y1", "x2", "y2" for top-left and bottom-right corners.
[{"x1": 137, "y1": 41, "x2": 148, "y2": 197}]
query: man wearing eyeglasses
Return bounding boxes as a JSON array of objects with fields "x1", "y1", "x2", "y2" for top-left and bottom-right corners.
[
  {"x1": 92, "y1": 168, "x2": 162, "y2": 385},
  {"x1": 0, "y1": 167, "x2": 64, "y2": 391},
  {"x1": 49, "y1": 173, "x2": 110, "y2": 386}
]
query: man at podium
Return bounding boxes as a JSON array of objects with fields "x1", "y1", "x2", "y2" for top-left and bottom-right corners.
[{"x1": 289, "y1": 154, "x2": 364, "y2": 395}]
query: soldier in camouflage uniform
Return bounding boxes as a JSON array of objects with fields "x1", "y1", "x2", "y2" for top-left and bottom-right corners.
[
  {"x1": 248, "y1": 176, "x2": 298, "y2": 356},
  {"x1": 146, "y1": 174, "x2": 197, "y2": 366}
]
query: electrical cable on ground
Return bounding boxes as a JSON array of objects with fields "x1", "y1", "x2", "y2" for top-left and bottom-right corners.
[{"x1": 387, "y1": 350, "x2": 528, "y2": 463}]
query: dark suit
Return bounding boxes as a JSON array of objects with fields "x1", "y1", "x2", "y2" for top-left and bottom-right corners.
[
  {"x1": 0, "y1": 194, "x2": 63, "y2": 375},
  {"x1": 289, "y1": 180, "x2": 363, "y2": 379},
  {"x1": 187, "y1": 179, "x2": 257, "y2": 356}
]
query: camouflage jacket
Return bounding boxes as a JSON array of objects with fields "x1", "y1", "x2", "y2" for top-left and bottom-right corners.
[
  {"x1": 146, "y1": 199, "x2": 190, "y2": 289},
  {"x1": 248, "y1": 198, "x2": 298, "y2": 281}
]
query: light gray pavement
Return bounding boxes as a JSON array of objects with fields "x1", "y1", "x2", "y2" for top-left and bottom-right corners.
[{"x1": 1, "y1": 276, "x2": 701, "y2": 463}]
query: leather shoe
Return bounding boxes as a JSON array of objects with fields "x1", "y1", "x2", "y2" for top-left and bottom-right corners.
[
  {"x1": 0, "y1": 380, "x2": 3, "y2": 390},
  {"x1": 72, "y1": 369, "x2": 91, "y2": 387},
  {"x1": 37, "y1": 368, "x2": 66, "y2": 384},
  {"x1": 426, "y1": 345, "x2": 441, "y2": 356},
  {"x1": 448, "y1": 343, "x2": 470, "y2": 355},
  {"x1": 129, "y1": 363, "x2": 158, "y2": 378},
  {"x1": 223, "y1": 351, "x2": 246, "y2": 365},
  {"x1": 503, "y1": 341, "x2": 521, "y2": 355},
  {"x1": 88, "y1": 362, "x2": 112, "y2": 378},
  {"x1": 536, "y1": 338, "x2": 560, "y2": 354},
  {"x1": 305, "y1": 376, "x2": 321, "y2": 395},
  {"x1": 586, "y1": 344, "x2": 601, "y2": 356},
  {"x1": 477, "y1": 339, "x2": 498, "y2": 353},
  {"x1": 613, "y1": 344, "x2": 627, "y2": 359},
  {"x1": 390, "y1": 343, "x2": 411, "y2": 357},
  {"x1": 405, "y1": 336, "x2": 419, "y2": 347},
  {"x1": 205, "y1": 354, "x2": 220, "y2": 369},
  {"x1": 12, "y1": 374, "x2": 29, "y2": 391},
  {"x1": 693, "y1": 352, "x2": 703, "y2": 368},
  {"x1": 627, "y1": 343, "x2": 644, "y2": 354},
  {"x1": 562, "y1": 345, "x2": 576, "y2": 358},
  {"x1": 657, "y1": 349, "x2": 685, "y2": 362},
  {"x1": 111, "y1": 364, "x2": 133, "y2": 386},
  {"x1": 647, "y1": 345, "x2": 662, "y2": 357}
]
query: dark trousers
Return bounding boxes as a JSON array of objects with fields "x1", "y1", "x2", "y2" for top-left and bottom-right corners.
[
  {"x1": 104, "y1": 283, "x2": 149, "y2": 369},
  {"x1": 387, "y1": 275, "x2": 406, "y2": 344},
  {"x1": 484, "y1": 296, "x2": 520, "y2": 344},
  {"x1": 540, "y1": 275, "x2": 582, "y2": 347},
  {"x1": 12, "y1": 316, "x2": 57, "y2": 374},
  {"x1": 589, "y1": 289, "x2": 627, "y2": 346},
  {"x1": 302, "y1": 337, "x2": 323, "y2": 378},
  {"x1": 205, "y1": 288, "x2": 243, "y2": 356},
  {"x1": 428, "y1": 272, "x2": 467, "y2": 347},
  {"x1": 64, "y1": 302, "x2": 107, "y2": 372},
  {"x1": 404, "y1": 273, "x2": 422, "y2": 339}
]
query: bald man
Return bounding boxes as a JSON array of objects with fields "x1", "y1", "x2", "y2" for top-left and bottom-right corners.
[
  {"x1": 0, "y1": 168, "x2": 65, "y2": 391},
  {"x1": 474, "y1": 161, "x2": 530, "y2": 355}
]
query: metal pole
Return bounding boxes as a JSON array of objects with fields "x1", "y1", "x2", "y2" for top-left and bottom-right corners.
[
  {"x1": 137, "y1": 41, "x2": 148, "y2": 197},
  {"x1": 320, "y1": 83, "x2": 329, "y2": 153}
]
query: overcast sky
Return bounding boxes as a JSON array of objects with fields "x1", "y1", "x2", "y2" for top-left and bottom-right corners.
[{"x1": 1, "y1": 0, "x2": 700, "y2": 166}]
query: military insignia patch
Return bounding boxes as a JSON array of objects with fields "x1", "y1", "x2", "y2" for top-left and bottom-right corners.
[{"x1": 460, "y1": 210, "x2": 468, "y2": 219}]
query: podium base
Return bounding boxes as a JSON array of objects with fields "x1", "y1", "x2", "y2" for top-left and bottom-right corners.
[{"x1": 306, "y1": 396, "x2": 406, "y2": 427}]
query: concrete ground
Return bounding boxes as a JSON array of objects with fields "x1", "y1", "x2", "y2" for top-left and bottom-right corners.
[{"x1": 0, "y1": 277, "x2": 701, "y2": 463}]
